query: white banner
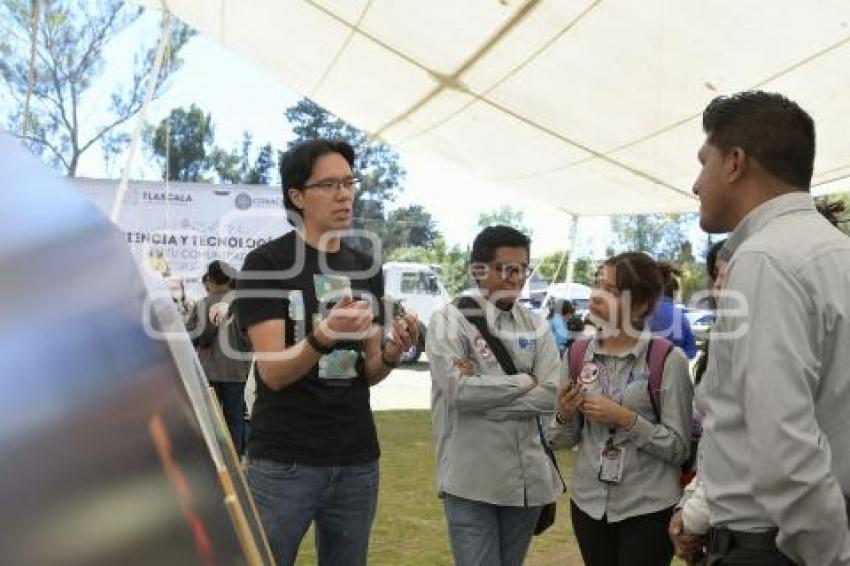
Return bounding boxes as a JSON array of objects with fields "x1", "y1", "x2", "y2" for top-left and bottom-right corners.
[{"x1": 71, "y1": 178, "x2": 291, "y2": 298}]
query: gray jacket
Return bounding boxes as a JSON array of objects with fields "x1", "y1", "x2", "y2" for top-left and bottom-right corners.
[
  {"x1": 427, "y1": 295, "x2": 562, "y2": 507},
  {"x1": 698, "y1": 192, "x2": 850, "y2": 565},
  {"x1": 187, "y1": 291, "x2": 251, "y2": 383},
  {"x1": 548, "y1": 332, "x2": 692, "y2": 522}
]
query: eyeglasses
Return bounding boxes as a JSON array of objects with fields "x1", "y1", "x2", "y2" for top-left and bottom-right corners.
[
  {"x1": 301, "y1": 176, "x2": 361, "y2": 194},
  {"x1": 492, "y1": 263, "x2": 533, "y2": 281}
]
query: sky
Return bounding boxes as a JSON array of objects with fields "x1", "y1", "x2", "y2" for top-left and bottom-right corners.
[{"x1": 24, "y1": 7, "x2": 705, "y2": 261}]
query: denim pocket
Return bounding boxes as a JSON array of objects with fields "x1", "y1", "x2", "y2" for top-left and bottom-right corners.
[{"x1": 247, "y1": 458, "x2": 297, "y2": 478}]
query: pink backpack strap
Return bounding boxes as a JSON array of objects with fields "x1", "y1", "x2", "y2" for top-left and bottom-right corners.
[
  {"x1": 568, "y1": 337, "x2": 593, "y2": 384},
  {"x1": 646, "y1": 337, "x2": 674, "y2": 423}
]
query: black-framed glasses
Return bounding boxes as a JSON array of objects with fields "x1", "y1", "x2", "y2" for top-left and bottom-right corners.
[
  {"x1": 301, "y1": 176, "x2": 361, "y2": 194},
  {"x1": 492, "y1": 263, "x2": 533, "y2": 281}
]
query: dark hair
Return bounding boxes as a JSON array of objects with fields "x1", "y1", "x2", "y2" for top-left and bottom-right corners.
[
  {"x1": 706, "y1": 238, "x2": 727, "y2": 282},
  {"x1": 204, "y1": 260, "x2": 233, "y2": 286},
  {"x1": 816, "y1": 199, "x2": 847, "y2": 228},
  {"x1": 702, "y1": 91, "x2": 815, "y2": 189},
  {"x1": 561, "y1": 299, "x2": 575, "y2": 316},
  {"x1": 470, "y1": 225, "x2": 531, "y2": 264},
  {"x1": 657, "y1": 262, "x2": 682, "y2": 299},
  {"x1": 279, "y1": 139, "x2": 356, "y2": 217},
  {"x1": 603, "y1": 252, "x2": 664, "y2": 323}
]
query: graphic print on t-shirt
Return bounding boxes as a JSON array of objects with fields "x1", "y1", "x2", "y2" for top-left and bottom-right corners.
[
  {"x1": 287, "y1": 290, "x2": 305, "y2": 343},
  {"x1": 313, "y1": 274, "x2": 361, "y2": 381}
]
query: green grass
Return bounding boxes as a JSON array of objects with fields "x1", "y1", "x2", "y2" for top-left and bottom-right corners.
[
  {"x1": 293, "y1": 409, "x2": 686, "y2": 564},
  {"x1": 294, "y1": 410, "x2": 585, "y2": 565}
]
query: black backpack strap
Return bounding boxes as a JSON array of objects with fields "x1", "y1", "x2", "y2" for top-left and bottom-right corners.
[
  {"x1": 453, "y1": 295, "x2": 518, "y2": 375},
  {"x1": 454, "y1": 295, "x2": 565, "y2": 492}
]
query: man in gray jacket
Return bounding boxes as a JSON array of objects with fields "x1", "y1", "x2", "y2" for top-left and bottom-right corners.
[
  {"x1": 427, "y1": 226, "x2": 562, "y2": 566},
  {"x1": 670, "y1": 91, "x2": 850, "y2": 565},
  {"x1": 188, "y1": 260, "x2": 251, "y2": 455}
]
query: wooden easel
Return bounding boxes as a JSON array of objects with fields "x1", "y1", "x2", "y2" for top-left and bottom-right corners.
[{"x1": 206, "y1": 385, "x2": 276, "y2": 566}]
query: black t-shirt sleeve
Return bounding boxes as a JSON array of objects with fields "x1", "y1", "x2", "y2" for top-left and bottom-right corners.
[{"x1": 236, "y1": 249, "x2": 287, "y2": 330}]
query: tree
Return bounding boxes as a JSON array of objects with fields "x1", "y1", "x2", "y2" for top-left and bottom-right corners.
[
  {"x1": 477, "y1": 205, "x2": 533, "y2": 237},
  {"x1": 150, "y1": 107, "x2": 277, "y2": 184},
  {"x1": 534, "y1": 250, "x2": 596, "y2": 286},
  {"x1": 0, "y1": 0, "x2": 191, "y2": 175},
  {"x1": 285, "y1": 97, "x2": 406, "y2": 245},
  {"x1": 609, "y1": 214, "x2": 694, "y2": 260},
  {"x1": 383, "y1": 205, "x2": 439, "y2": 257},
  {"x1": 152, "y1": 104, "x2": 212, "y2": 181}
]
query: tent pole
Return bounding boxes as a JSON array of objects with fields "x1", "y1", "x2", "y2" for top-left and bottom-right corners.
[
  {"x1": 565, "y1": 214, "x2": 580, "y2": 284},
  {"x1": 111, "y1": 10, "x2": 171, "y2": 223}
]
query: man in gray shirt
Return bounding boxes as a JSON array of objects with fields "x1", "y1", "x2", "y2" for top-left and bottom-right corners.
[
  {"x1": 670, "y1": 91, "x2": 850, "y2": 565},
  {"x1": 427, "y1": 226, "x2": 562, "y2": 566}
]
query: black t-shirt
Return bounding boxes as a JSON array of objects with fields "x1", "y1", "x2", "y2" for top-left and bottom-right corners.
[{"x1": 236, "y1": 231, "x2": 384, "y2": 466}]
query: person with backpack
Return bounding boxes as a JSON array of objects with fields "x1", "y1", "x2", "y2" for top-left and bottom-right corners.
[
  {"x1": 187, "y1": 260, "x2": 251, "y2": 455},
  {"x1": 426, "y1": 226, "x2": 563, "y2": 566},
  {"x1": 548, "y1": 252, "x2": 693, "y2": 566}
]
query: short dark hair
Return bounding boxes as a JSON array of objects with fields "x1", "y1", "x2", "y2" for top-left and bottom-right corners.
[
  {"x1": 657, "y1": 261, "x2": 682, "y2": 299},
  {"x1": 204, "y1": 260, "x2": 234, "y2": 286},
  {"x1": 603, "y1": 252, "x2": 664, "y2": 322},
  {"x1": 279, "y1": 139, "x2": 356, "y2": 217},
  {"x1": 470, "y1": 225, "x2": 531, "y2": 264},
  {"x1": 706, "y1": 239, "x2": 727, "y2": 282},
  {"x1": 702, "y1": 91, "x2": 815, "y2": 189}
]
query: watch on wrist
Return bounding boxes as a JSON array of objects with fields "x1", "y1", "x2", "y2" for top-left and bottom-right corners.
[{"x1": 306, "y1": 331, "x2": 333, "y2": 355}]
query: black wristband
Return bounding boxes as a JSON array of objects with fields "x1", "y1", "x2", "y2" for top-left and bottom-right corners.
[{"x1": 306, "y1": 331, "x2": 333, "y2": 354}]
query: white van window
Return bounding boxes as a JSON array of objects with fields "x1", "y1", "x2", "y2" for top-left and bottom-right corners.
[{"x1": 401, "y1": 272, "x2": 424, "y2": 293}]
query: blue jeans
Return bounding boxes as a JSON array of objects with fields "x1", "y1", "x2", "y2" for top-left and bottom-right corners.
[
  {"x1": 210, "y1": 381, "x2": 246, "y2": 456},
  {"x1": 443, "y1": 493, "x2": 542, "y2": 566},
  {"x1": 246, "y1": 459, "x2": 379, "y2": 566}
]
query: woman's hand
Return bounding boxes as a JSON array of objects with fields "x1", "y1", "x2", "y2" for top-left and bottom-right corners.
[
  {"x1": 581, "y1": 395, "x2": 637, "y2": 429},
  {"x1": 557, "y1": 383, "x2": 584, "y2": 422}
]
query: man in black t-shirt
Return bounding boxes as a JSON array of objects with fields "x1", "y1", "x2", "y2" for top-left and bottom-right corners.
[{"x1": 236, "y1": 139, "x2": 418, "y2": 566}]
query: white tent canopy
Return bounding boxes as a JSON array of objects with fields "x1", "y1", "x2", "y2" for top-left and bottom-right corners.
[{"x1": 131, "y1": 0, "x2": 850, "y2": 215}]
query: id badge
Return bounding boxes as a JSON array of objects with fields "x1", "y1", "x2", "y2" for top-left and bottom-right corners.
[{"x1": 598, "y1": 443, "x2": 624, "y2": 484}]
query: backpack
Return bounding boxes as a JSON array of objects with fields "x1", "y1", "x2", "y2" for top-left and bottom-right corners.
[{"x1": 567, "y1": 336, "x2": 699, "y2": 487}]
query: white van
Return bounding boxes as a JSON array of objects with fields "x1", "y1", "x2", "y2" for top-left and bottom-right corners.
[
  {"x1": 383, "y1": 261, "x2": 451, "y2": 363},
  {"x1": 540, "y1": 282, "x2": 592, "y2": 319}
]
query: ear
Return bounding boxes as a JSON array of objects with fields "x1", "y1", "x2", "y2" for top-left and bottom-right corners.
[
  {"x1": 726, "y1": 147, "x2": 748, "y2": 183},
  {"x1": 288, "y1": 188, "x2": 305, "y2": 211}
]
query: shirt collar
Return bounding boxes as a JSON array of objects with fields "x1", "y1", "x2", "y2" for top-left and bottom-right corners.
[
  {"x1": 721, "y1": 191, "x2": 814, "y2": 262},
  {"x1": 469, "y1": 289, "x2": 520, "y2": 323},
  {"x1": 590, "y1": 328, "x2": 653, "y2": 360}
]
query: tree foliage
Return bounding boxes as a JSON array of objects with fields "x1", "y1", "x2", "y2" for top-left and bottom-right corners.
[
  {"x1": 149, "y1": 105, "x2": 276, "y2": 184},
  {"x1": 477, "y1": 205, "x2": 533, "y2": 237},
  {"x1": 0, "y1": 0, "x2": 191, "y2": 175},
  {"x1": 610, "y1": 213, "x2": 693, "y2": 260}
]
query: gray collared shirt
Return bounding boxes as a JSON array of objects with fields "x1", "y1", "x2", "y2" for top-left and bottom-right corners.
[
  {"x1": 698, "y1": 192, "x2": 850, "y2": 565},
  {"x1": 427, "y1": 294, "x2": 562, "y2": 507},
  {"x1": 548, "y1": 332, "x2": 693, "y2": 522}
]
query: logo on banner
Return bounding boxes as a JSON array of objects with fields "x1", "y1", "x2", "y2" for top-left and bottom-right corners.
[{"x1": 235, "y1": 192, "x2": 252, "y2": 210}]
